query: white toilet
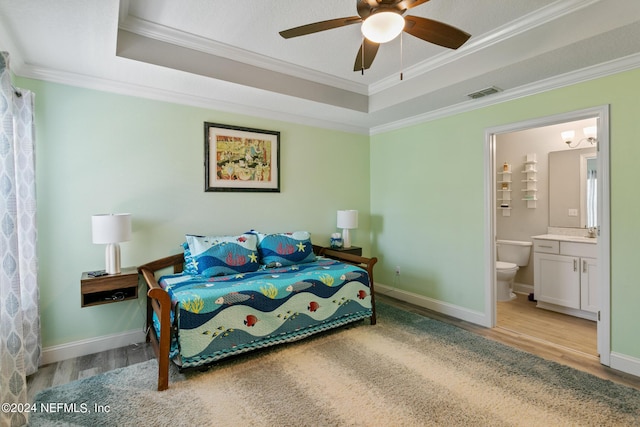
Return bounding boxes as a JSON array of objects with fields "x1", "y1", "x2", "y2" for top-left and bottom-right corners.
[{"x1": 496, "y1": 240, "x2": 532, "y2": 302}]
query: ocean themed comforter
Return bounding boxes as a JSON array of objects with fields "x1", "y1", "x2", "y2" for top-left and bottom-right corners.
[{"x1": 155, "y1": 256, "x2": 373, "y2": 368}]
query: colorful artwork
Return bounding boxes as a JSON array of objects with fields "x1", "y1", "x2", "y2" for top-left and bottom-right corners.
[
  {"x1": 205, "y1": 122, "x2": 280, "y2": 192},
  {"x1": 215, "y1": 135, "x2": 272, "y2": 182}
]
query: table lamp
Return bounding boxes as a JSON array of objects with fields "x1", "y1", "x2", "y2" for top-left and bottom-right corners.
[
  {"x1": 337, "y1": 210, "x2": 358, "y2": 249},
  {"x1": 91, "y1": 213, "x2": 132, "y2": 274}
]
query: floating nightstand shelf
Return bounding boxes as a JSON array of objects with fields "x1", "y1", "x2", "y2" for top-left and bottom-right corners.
[{"x1": 80, "y1": 267, "x2": 138, "y2": 307}]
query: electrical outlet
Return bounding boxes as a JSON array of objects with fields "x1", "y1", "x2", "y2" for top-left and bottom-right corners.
[{"x1": 395, "y1": 266, "x2": 401, "y2": 275}]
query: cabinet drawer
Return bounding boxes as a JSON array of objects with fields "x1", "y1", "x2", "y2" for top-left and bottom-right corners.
[
  {"x1": 560, "y1": 242, "x2": 597, "y2": 258},
  {"x1": 533, "y1": 239, "x2": 559, "y2": 254}
]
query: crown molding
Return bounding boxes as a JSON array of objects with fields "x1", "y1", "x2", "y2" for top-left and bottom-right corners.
[
  {"x1": 118, "y1": 15, "x2": 369, "y2": 96},
  {"x1": 370, "y1": 52, "x2": 640, "y2": 135},
  {"x1": 17, "y1": 64, "x2": 370, "y2": 135},
  {"x1": 369, "y1": 0, "x2": 601, "y2": 95},
  {"x1": 12, "y1": 42, "x2": 639, "y2": 137}
]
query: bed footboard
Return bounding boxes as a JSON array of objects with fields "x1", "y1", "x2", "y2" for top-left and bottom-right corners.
[{"x1": 138, "y1": 254, "x2": 184, "y2": 391}]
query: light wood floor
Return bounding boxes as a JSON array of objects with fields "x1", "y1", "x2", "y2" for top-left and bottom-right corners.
[
  {"x1": 497, "y1": 292, "x2": 598, "y2": 356},
  {"x1": 27, "y1": 294, "x2": 640, "y2": 402}
]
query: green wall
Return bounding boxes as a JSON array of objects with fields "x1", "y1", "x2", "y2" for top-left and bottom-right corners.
[
  {"x1": 18, "y1": 78, "x2": 370, "y2": 348},
  {"x1": 16, "y1": 67, "x2": 640, "y2": 365},
  {"x1": 370, "y1": 68, "x2": 640, "y2": 360}
]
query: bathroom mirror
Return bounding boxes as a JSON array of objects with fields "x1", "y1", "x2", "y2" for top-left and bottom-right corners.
[{"x1": 548, "y1": 147, "x2": 596, "y2": 228}]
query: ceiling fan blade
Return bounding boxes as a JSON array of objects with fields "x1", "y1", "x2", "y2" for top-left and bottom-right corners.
[
  {"x1": 353, "y1": 39, "x2": 380, "y2": 72},
  {"x1": 404, "y1": 15, "x2": 471, "y2": 49},
  {"x1": 279, "y1": 16, "x2": 362, "y2": 39},
  {"x1": 396, "y1": 0, "x2": 431, "y2": 10}
]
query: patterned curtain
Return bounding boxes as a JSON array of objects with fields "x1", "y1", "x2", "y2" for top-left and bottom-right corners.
[{"x1": 0, "y1": 52, "x2": 40, "y2": 427}]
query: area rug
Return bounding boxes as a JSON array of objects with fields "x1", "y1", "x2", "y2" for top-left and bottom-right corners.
[{"x1": 31, "y1": 303, "x2": 640, "y2": 426}]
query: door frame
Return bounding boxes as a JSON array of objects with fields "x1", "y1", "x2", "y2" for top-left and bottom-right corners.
[{"x1": 484, "y1": 105, "x2": 610, "y2": 365}]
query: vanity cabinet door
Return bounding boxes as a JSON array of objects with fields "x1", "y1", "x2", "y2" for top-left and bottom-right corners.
[
  {"x1": 580, "y1": 256, "x2": 598, "y2": 313},
  {"x1": 534, "y1": 253, "x2": 580, "y2": 309}
]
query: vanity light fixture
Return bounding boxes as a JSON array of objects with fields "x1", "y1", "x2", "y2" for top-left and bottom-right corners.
[
  {"x1": 583, "y1": 126, "x2": 598, "y2": 143},
  {"x1": 561, "y1": 127, "x2": 598, "y2": 148},
  {"x1": 560, "y1": 130, "x2": 575, "y2": 145}
]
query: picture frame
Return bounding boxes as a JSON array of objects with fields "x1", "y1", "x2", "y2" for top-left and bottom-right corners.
[{"x1": 204, "y1": 122, "x2": 280, "y2": 192}]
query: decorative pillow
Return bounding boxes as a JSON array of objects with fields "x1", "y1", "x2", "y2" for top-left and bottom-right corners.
[
  {"x1": 257, "y1": 231, "x2": 316, "y2": 268},
  {"x1": 185, "y1": 234, "x2": 259, "y2": 277},
  {"x1": 181, "y1": 242, "x2": 198, "y2": 275}
]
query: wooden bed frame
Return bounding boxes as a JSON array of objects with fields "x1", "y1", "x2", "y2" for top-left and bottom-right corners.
[{"x1": 138, "y1": 245, "x2": 377, "y2": 391}]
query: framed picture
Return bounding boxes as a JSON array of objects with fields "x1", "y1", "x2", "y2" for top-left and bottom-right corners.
[{"x1": 204, "y1": 122, "x2": 280, "y2": 192}]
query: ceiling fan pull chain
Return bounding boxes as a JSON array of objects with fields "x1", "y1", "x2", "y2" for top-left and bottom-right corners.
[
  {"x1": 361, "y1": 37, "x2": 365, "y2": 75},
  {"x1": 400, "y1": 32, "x2": 404, "y2": 81}
]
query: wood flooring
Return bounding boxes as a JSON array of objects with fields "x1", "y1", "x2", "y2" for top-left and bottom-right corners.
[
  {"x1": 27, "y1": 293, "x2": 640, "y2": 403},
  {"x1": 26, "y1": 342, "x2": 156, "y2": 403},
  {"x1": 497, "y1": 292, "x2": 597, "y2": 356}
]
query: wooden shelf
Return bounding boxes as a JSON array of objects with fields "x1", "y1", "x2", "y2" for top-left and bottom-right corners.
[
  {"x1": 325, "y1": 246, "x2": 362, "y2": 256},
  {"x1": 80, "y1": 267, "x2": 138, "y2": 307}
]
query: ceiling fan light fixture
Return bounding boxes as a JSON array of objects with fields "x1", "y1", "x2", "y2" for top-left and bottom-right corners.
[{"x1": 361, "y1": 12, "x2": 405, "y2": 43}]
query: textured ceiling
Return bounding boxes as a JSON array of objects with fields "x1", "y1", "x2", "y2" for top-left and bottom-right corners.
[{"x1": 1, "y1": 0, "x2": 639, "y2": 134}]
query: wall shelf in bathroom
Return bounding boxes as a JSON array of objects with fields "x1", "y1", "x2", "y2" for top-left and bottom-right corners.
[
  {"x1": 521, "y1": 156, "x2": 538, "y2": 209},
  {"x1": 498, "y1": 165, "x2": 513, "y2": 216}
]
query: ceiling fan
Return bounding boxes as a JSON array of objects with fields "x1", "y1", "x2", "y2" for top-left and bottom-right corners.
[{"x1": 279, "y1": 0, "x2": 471, "y2": 73}]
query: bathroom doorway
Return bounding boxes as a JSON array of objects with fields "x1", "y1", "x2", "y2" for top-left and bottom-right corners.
[{"x1": 484, "y1": 106, "x2": 610, "y2": 366}]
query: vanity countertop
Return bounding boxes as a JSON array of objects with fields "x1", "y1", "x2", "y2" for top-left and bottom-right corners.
[{"x1": 531, "y1": 234, "x2": 597, "y2": 244}]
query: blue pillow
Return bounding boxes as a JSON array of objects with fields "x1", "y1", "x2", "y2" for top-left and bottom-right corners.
[
  {"x1": 181, "y1": 242, "x2": 198, "y2": 275},
  {"x1": 186, "y1": 234, "x2": 259, "y2": 277},
  {"x1": 257, "y1": 231, "x2": 316, "y2": 268}
]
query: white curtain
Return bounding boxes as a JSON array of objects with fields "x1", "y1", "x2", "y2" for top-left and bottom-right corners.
[
  {"x1": 0, "y1": 52, "x2": 40, "y2": 427},
  {"x1": 586, "y1": 169, "x2": 597, "y2": 228}
]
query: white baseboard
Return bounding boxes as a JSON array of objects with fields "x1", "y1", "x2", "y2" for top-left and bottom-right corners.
[
  {"x1": 610, "y1": 352, "x2": 640, "y2": 378},
  {"x1": 40, "y1": 329, "x2": 147, "y2": 366},
  {"x1": 513, "y1": 282, "x2": 533, "y2": 295},
  {"x1": 376, "y1": 282, "x2": 489, "y2": 327}
]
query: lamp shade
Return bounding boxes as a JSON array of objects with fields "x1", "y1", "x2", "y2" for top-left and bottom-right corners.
[
  {"x1": 583, "y1": 126, "x2": 597, "y2": 139},
  {"x1": 91, "y1": 214, "x2": 132, "y2": 244},
  {"x1": 337, "y1": 210, "x2": 358, "y2": 229},
  {"x1": 361, "y1": 12, "x2": 405, "y2": 43},
  {"x1": 560, "y1": 130, "x2": 575, "y2": 143}
]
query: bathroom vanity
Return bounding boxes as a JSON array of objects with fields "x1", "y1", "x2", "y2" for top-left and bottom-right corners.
[{"x1": 531, "y1": 234, "x2": 598, "y2": 321}]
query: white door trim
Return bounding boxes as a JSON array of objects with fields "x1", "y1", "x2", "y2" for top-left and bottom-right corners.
[{"x1": 484, "y1": 105, "x2": 611, "y2": 366}]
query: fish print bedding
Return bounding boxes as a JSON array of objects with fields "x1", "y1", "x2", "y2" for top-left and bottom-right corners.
[{"x1": 155, "y1": 256, "x2": 373, "y2": 368}]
